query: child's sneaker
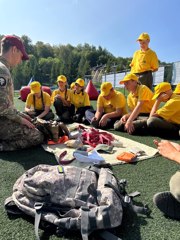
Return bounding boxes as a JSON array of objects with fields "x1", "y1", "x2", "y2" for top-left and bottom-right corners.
[{"x1": 153, "y1": 191, "x2": 180, "y2": 220}]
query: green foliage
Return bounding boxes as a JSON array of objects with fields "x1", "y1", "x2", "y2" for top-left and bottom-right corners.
[{"x1": 1, "y1": 34, "x2": 172, "y2": 89}]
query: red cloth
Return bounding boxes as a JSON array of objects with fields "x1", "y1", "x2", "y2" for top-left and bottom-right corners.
[{"x1": 79, "y1": 125, "x2": 114, "y2": 148}]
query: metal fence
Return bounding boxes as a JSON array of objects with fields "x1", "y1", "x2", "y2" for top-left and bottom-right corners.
[
  {"x1": 101, "y1": 67, "x2": 165, "y2": 88},
  {"x1": 85, "y1": 61, "x2": 180, "y2": 88},
  {"x1": 171, "y1": 61, "x2": 180, "y2": 85}
]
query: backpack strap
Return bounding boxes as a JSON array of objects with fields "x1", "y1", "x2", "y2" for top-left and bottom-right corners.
[
  {"x1": 81, "y1": 207, "x2": 122, "y2": 240},
  {"x1": 81, "y1": 203, "x2": 122, "y2": 240},
  {"x1": 81, "y1": 206, "x2": 90, "y2": 240},
  {"x1": 87, "y1": 163, "x2": 112, "y2": 176},
  {"x1": 87, "y1": 165, "x2": 101, "y2": 176},
  {"x1": 65, "y1": 86, "x2": 68, "y2": 100},
  {"x1": 34, "y1": 202, "x2": 44, "y2": 240},
  {"x1": 5, "y1": 198, "x2": 46, "y2": 240},
  {"x1": 105, "y1": 181, "x2": 150, "y2": 216}
]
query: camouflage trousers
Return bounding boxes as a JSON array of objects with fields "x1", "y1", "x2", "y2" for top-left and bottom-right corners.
[{"x1": 0, "y1": 118, "x2": 44, "y2": 151}]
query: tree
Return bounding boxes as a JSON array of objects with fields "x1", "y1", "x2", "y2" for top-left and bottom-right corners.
[
  {"x1": 50, "y1": 58, "x2": 62, "y2": 85},
  {"x1": 38, "y1": 57, "x2": 55, "y2": 84},
  {"x1": 0, "y1": 34, "x2": 169, "y2": 89},
  {"x1": 78, "y1": 55, "x2": 90, "y2": 77},
  {"x1": 21, "y1": 35, "x2": 35, "y2": 56},
  {"x1": 12, "y1": 61, "x2": 30, "y2": 89},
  {"x1": 35, "y1": 41, "x2": 54, "y2": 59}
]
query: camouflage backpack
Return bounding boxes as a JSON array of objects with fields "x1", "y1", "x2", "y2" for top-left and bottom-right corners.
[
  {"x1": 32, "y1": 118, "x2": 70, "y2": 142},
  {"x1": 4, "y1": 164, "x2": 149, "y2": 240}
]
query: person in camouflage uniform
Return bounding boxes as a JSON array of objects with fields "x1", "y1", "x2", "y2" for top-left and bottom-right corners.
[{"x1": 0, "y1": 35, "x2": 44, "y2": 151}]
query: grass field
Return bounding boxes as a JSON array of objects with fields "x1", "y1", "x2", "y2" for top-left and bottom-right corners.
[{"x1": 0, "y1": 97, "x2": 179, "y2": 240}]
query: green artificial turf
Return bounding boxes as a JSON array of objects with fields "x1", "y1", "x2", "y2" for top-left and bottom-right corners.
[{"x1": 0, "y1": 97, "x2": 179, "y2": 240}]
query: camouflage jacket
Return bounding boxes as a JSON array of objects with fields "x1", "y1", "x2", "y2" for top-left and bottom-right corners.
[{"x1": 0, "y1": 56, "x2": 21, "y2": 123}]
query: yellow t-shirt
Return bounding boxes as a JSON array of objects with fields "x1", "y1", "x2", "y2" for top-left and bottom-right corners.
[
  {"x1": 51, "y1": 88, "x2": 71, "y2": 104},
  {"x1": 70, "y1": 91, "x2": 90, "y2": 109},
  {"x1": 130, "y1": 48, "x2": 159, "y2": 73},
  {"x1": 26, "y1": 92, "x2": 51, "y2": 110},
  {"x1": 156, "y1": 94, "x2": 180, "y2": 124},
  {"x1": 127, "y1": 85, "x2": 155, "y2": 113},
  {"x1": 97, "y1": 90, "x2": 127, "y2": 114}
]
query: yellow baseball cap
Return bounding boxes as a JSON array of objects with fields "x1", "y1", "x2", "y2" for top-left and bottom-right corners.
[
  {"x1": 119, "y1": 73, "x2": 138, "y2": 84},
  {"x1": 174, "y1": 84, "x2": 180, "y2": 94},
  {"x1": 137, "y1": 32, "x2": 150, "y2": 41},
  {"x1": 70, "y1": 82, "x2": 75, "y2": 89},
  {"x1": 75, "y1": 78, "x2": 85, "y2": 87},
  {"x1": 57, "y1": 75, "x2": 67, "y2": 83},
  {"x1": 100, "y1": 82, "x2": 113, "y2": 96},
  {"x1": 152, "y1": 82, "x2": 171, "y2": 100},
  {"x1": 30, "y1": 81, "x2": 41, "y2": 94}
]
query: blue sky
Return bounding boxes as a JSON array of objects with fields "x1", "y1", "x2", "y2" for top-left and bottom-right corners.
[{"x1": 1, "y1": 0, "x2": 180, "y2": 63}]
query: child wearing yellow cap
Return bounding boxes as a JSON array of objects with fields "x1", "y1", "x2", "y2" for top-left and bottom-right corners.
[
  {"x1": 130, "y1": 32, "x2": 159, "y2": 90},
  {"x1": 70, "y1": 78, "x2": 93, "y2": 123},
  {"x1": 86, "y1": 82, "x2": 127, "y2": 129},
  {"x1": 25, "y1": 81, "x2": 54, "y2": 120},
  {"x1": 114, "y1": 73, "x2": 154, "y2": 135},
  {"x1": 147, "y1": 82, "x2": 180, "y2": 137},
  {"x1": 174, "y1": 83, "x2": 180, "y2": 95},
  {"x1": 51, "y1": 75, "x2": 72, "y2": 122},
  {"x1": 70, "y1": 82, "x2": 75, "y2": 91}
]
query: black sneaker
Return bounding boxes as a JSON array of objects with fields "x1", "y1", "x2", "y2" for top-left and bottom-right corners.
[
  {"x1": 114, "y1": 120, "x2": 124, "y2": 131},
  {"x1": 91, "y1": 119, "x2": 99, "y2": 128},
  {"x1": 82, "y1": 117, "x2": 90, "y2": 125},
  {"x1": 153, "y1": 191, "x2": 180, "y2": 220},
  {"x1": 73, "y1": 114, "x2": 82, "y2": 123}
]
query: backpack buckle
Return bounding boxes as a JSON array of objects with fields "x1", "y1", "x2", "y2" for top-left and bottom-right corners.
[
  {"x1": 34, "y1": 202, "x2": 44, "y2": 211},
  {"x1": 81, "y1": 206, "x2": 90, "y2": 211},
  {"x1": 124, "y1": 195, "x2": 131, "y2": 203}
]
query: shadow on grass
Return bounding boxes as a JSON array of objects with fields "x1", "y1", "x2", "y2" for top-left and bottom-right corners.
[
  {"x1": 0, "y1": 145, "x2": 56, "y2": 171},
  {"x1": 7, "y1": 213, "x2": 58, "y2": 240},
  {"x1": 6, "y1": 207, "x2": 149, "y2": 240},
  {"x1": 117, "y1": 204, "x2": 151, "y2": 240}
]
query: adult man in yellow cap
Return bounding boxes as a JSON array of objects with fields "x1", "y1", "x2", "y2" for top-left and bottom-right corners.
[
  {"x1": 0, "y1": 35, "x2": 44, "y2": 151},
  {"x1": 25, "y1": 81, "x2": 54, "y2": 120},
  {"x1": 147, "y1": 82, "x2": 180, "y2": 137},
  {"x1": 51, "y1": 75, "x2": 72, "y2": 122},
  {"x1": 114, "y1": 73, "x2": 154, "y2": 134},
  {"x1": 130, "y1": 32, "x2": 159, "y2": 90},
  {"x1": 86, "y1": 82, "x2": 126, "y2": 129}
]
